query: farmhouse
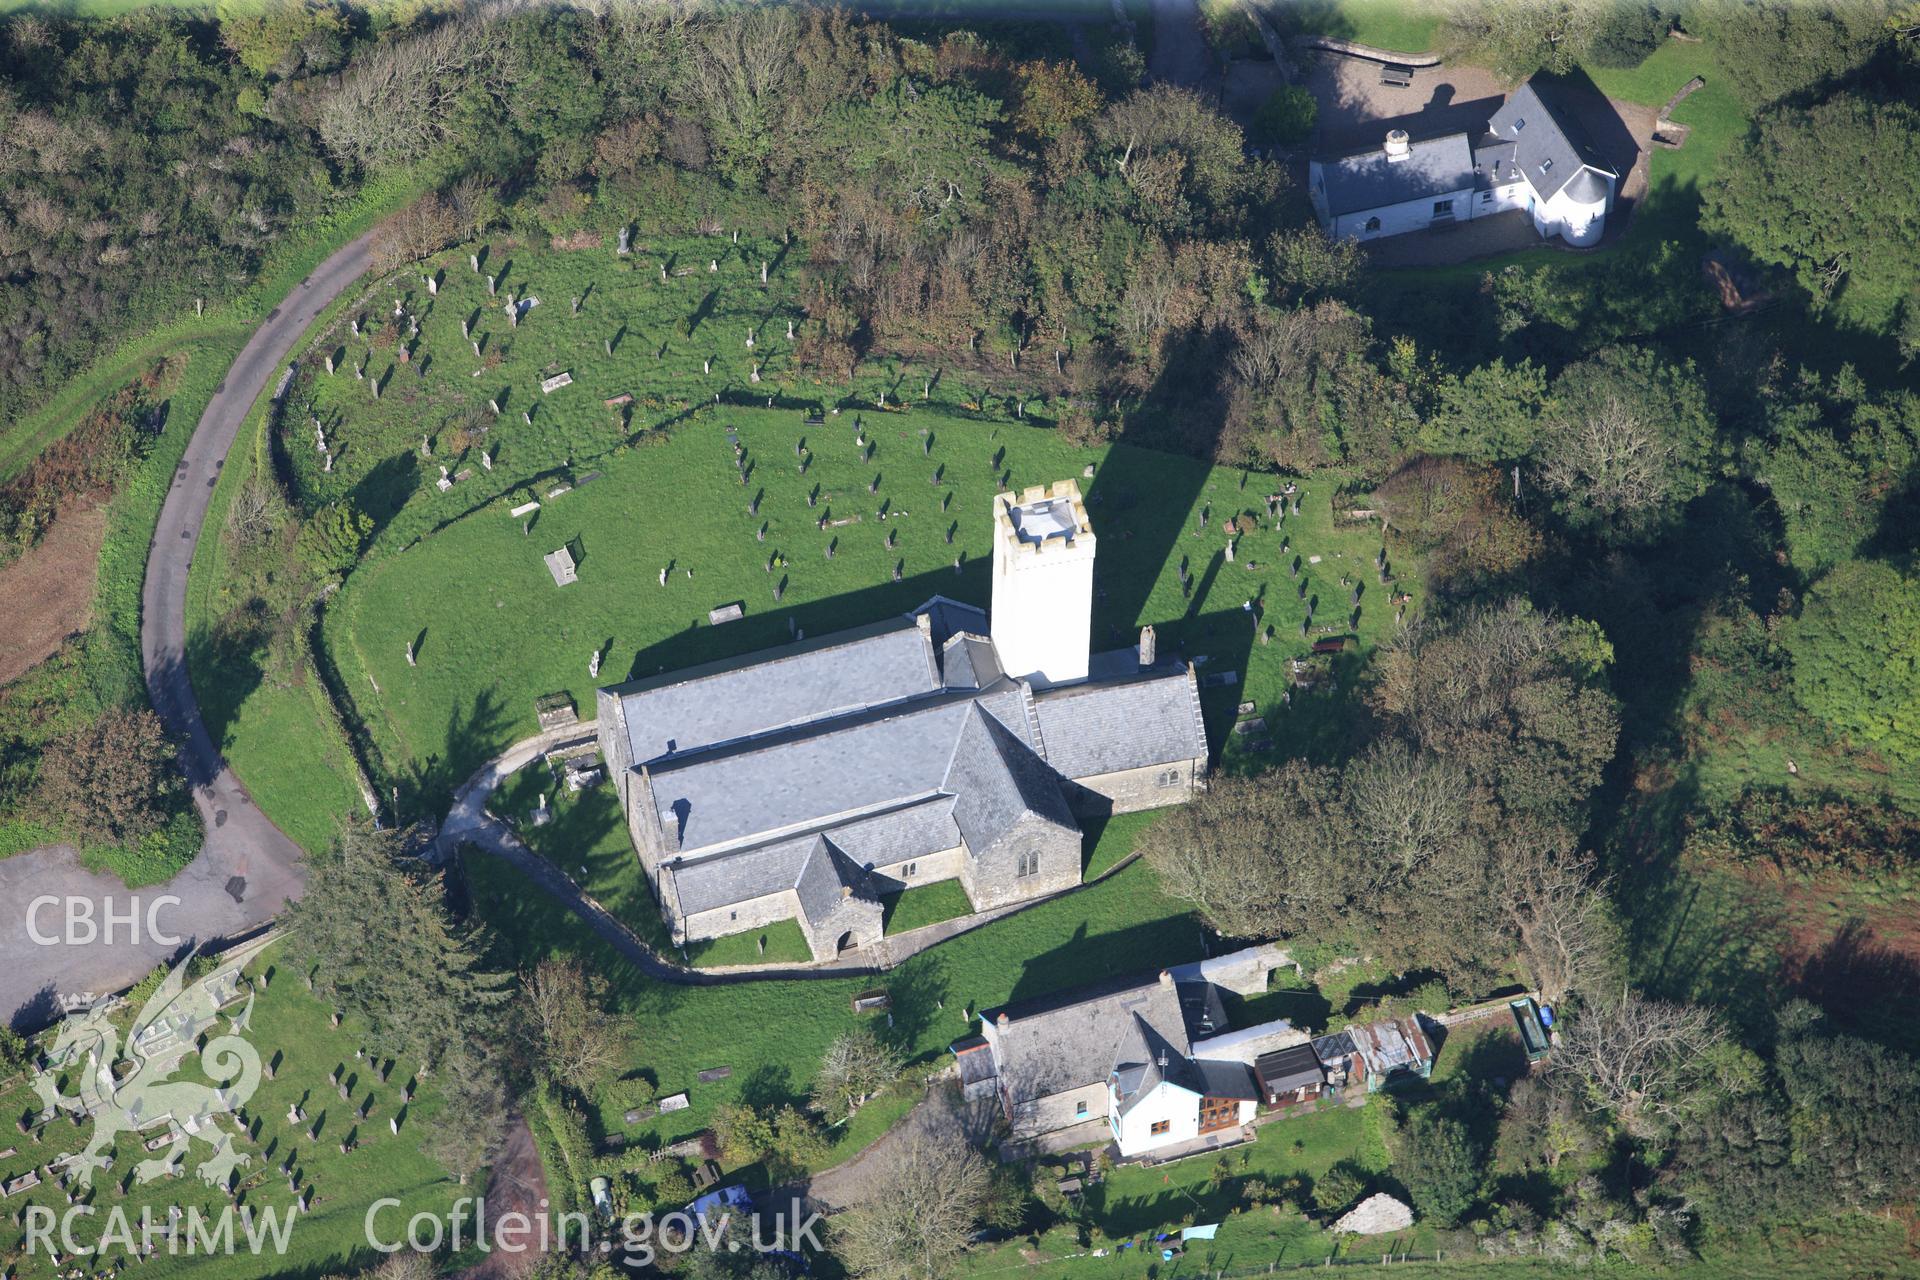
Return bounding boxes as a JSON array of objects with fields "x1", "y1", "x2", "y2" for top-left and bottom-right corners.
[
  {"x1": 1309, "y1": 79, "x2": 1618, "y2": 248},
  {"x1": 594, "y1": 480, "x2": 1210, "y2": 961},
  {"x1": 957, "y1": 967, "x2": 1271, "y2": 1158}
]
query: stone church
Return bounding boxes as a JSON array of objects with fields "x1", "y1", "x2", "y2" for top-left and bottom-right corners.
[{"x1": 595, "y1": 479, "x2": 1209, "y2": 961}]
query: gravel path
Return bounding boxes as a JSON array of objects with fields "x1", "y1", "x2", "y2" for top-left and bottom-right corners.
[{"x1": 1, "y1": 231, "x2": 378, "y2": 1032}]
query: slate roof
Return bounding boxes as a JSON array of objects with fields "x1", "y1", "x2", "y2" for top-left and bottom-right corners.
[
  {"x1": 949, "y1": 704, "x2": 1077, "y2": 852},
  {"x1": 1314, "y1": 132, "x2": 1475, "y2": 216},
  {"x1": 1192, "y1": 1058, "x2": 1261, "y2": 1101},
  {"x1": 1113, "y1": 1011, "x2": 1204, "y2": 1115},
  {"x1": 1256, "y1": 1044, "x2": 1326, "y2": 1094},
  {"x1": 793, "y1": 838, "x2": 873, "y2": 923},
  {"x1": 983, "y1": 973, "x2": 1191, "y2": 1104},
  {"x1": 649, "y1": 691, "x2": 1024, "y2": 854},
  {"x1": 612, "y1": 616, "x2": 941, "y2": 765},
  {"x1": 941, "y1": 632, "x2": 1002, "y2": 690},
  {"x1": 1032, "y1": 665, "x2": 1207, "y2": 778},
  {"x1": 1483, "y1": 80, "x2": 1615, "y2": 200},
  {"x1": 1562, "y1": 166, "x2": 1610, "y2": 204},
  {"x1": 612, "y1": 600, "x2": 1207, "y2": 921}
]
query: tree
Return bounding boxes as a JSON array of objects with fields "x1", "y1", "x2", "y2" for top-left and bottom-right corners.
[
  {"x1": 419, "y1": 1041, "x2": 509, "y2": 1185},
  {"x1": 713, "y1": 1102, "x2": 828, "y2": 1183},
  {"x1": 1538, "y1": 346, "x2": 1719, "y2": 541},
  {"x1": 218, "y1": 0, "x2": 348, "y2": 79},
  {"x1": 1692, "y1": 0, "x2": 1897, "y2": 109},
  {"x1": 1781, "y1": 558, "x2": 1920, "y2": 763},
  {"x1": 1704, "y1": 95, "x2": 1920, "y2": 337},
  {"x1": 834, "y1": 1133, "x2": 991, "y2": 1280},
  {"x1": 1393, "y1": 1109, "x2": 1482, "y2": 1225},
  {"x1": 1550, "y1": 993, "x2": 1727, "y2": 1138},
  {"x1": 1756, "y1": 389, "x2": 1920, "y2": 573},
  {"x1": 1438, "y1": 0, "x2": 1606, "y2": 78},
  {"x1": 1250, "y1": 85, "x2": 1317, "y2": 147},
  {"x1": 1140, "y1": 762, "x2": 1345, "y2": 941},
  {"x1": 373, "y1": 194, "x2": 461, "y2": 272},
  {"x1": 1495, "y1": 826, "x2": 1620, "y2": 1006},
  {"x1": 294, "y1": 501, "x2": 372, "y2": 579},
  {"x1": 1419, "y1": 359, "x2": 1547, "y2": 461},
  {"x1": 1311, "y1": 1159, "x2": 1371, "y2": 1214},
  {"x1": 811, "y1": 1028, "x2": 903, "y2": 1124},
  {"x1": 33, "y1": 707, "x2": 179, "y2": 846},
  {"x1": 283, "y1": 820, "x2": 514, "y2": 1067},
  {"x1": 1013, "y1": 60, "x2": 1101, "y2": 141},
  {"x1": 523, "y1": 956, "x2": 627, "y2": 1092},
  {"x1": 1344, "y1": 740, "x2": 1469, "y2": 877},
  {"x1": 1374, "y1": 457, "x2": 1541, "y2": 593},
  {"x1": 1265, "y1": 226, "x2": 1361, "y2": 303}
]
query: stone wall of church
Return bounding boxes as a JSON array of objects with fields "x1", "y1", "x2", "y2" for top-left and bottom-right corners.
[
  {"x1": 863, "y1": 846, "x2": 966, "y2": 898},
  {"x1": 681, "y1": 888, "x2": 801, "y2": 947},
  {"x1": 798, "y1": 893, "x2": 885, "y2": 961},
  {"x1": 961, "y1": 813, "x2": 1081, "y2": 910},
  {"x1": 1065, "y1": 757, "x2": 1208, "y2": 817}
]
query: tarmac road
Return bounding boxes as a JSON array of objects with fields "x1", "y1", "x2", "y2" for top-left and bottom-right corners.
[{"x1": 0, "y1": 230, "x2": 378, "y2": 1032}]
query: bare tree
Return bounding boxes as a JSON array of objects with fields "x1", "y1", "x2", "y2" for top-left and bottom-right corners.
[
  {"x1": 811, "y1": 1028, "x2": 903, "y2": 1124},
  {"x1": 1538, "y1": 393, "x2": 1674, "y2": 521},
  {"x1": 523, "y1": 956, "x2": 626, "y2": 1091},
  {"x1": 1141, "y1": 763, "x2": 1345, "y2": 941},
  {"x1": 316, "y1": 18, "x2": 502, "y2": 172},
  {"x1": 1496, "y1": 827, "x2": 1620, "y2": 1006},
  {"x1": 679, "y1": 7, "x2": 797, "y2": 178},
  {"x1": 1344, "y1": 739, "x2": 1470, "y2": 877},
  {"x1": 1550, "y1": 992, "x2": 1725, "y2": 1138},
  {"x1": 373, "y1": 193, "x2": 460, "y2": 272},
  {"x1": 833, "y1": 1132, "x2": 991, "y2": 1280}
]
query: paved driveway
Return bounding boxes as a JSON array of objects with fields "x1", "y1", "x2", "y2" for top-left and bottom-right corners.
[
  {"x1": 1, "y1": 230, "x2": 378, "y2": 1032},
  {"x1": 1148, "y1": 0, "x2": 1216, "y2": 91}
]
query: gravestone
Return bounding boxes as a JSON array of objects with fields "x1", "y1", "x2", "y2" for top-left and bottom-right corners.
[
  {"x1": 544, "y1": 547, "x2": 579, "y2": 587},
  {"x1": 617, "y1": 227, "x2": 631, "y2": 255},
  {"x1": 540, "y1": 372, "x2": 573, "y2": 394}
]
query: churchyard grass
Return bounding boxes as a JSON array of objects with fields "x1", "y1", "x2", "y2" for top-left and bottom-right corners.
[
  {"x1": 1270, "y1": 0, "x2": 1440, "y2": 53},
  {"x1": 0, "y1": 942, "x2": 462, "y2": 1280},
  {"x1": 299, "y1": 238, "x2": 1408, "y2": 820},
  {"x1": 880, "y1": 880, "x2": 974, "y2": 935}
]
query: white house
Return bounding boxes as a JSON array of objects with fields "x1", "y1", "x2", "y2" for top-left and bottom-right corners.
[
  {"x1": 1309, "y1": 79, "x2": 1618, "y2": 248},
  {"x1": 1107, "y1": 1012, "x2": 1260, "y2": 1158},
  {"x1": 955, "y1": 960, "x2": 1271, "y2": 1159}
]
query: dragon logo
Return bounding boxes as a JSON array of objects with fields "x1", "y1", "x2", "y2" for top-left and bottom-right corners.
[{"x1": 31, "y1": 951, "x2": 262, "y2": 1192}]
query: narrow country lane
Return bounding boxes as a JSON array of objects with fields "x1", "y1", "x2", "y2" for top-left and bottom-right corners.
[{"x1": 0, "y1": 230, "x2": 379, "y2": 1032}]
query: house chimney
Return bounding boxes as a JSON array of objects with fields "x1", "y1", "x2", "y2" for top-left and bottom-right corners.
[
  {"x1": 1384, "y1": 129, "x2": 1411, "y2": 162},
  {"x1": 1158, "y1": 969, "x2": 1174, "y2": 987},
  {"x1": 1138, "y1": 624, "x2": 1156, "y2": 669},
  {"x1": 996, "y1": 1011, "x2": 1010, "y2": 1027}
]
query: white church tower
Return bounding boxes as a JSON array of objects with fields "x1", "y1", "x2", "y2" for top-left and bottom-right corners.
[{"x1": 990, "y1": 480, "x2": 1096, "y2": 687}]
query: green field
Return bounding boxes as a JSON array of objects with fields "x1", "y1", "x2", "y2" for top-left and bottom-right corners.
[{"x1": 0, "y1": 943, "x2": 462, "y2": 1280}]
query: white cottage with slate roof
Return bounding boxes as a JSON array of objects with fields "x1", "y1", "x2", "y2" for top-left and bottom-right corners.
[
  {"x1": 1310, "y1": 78, "x2": 1618, "y2": 248},
  {"x1": 595, "y1": 481, "x2": 1210, "y2": 961},
  {"x1": 957, "y1": 968, "x2": 1259, "y2": 1156}
]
